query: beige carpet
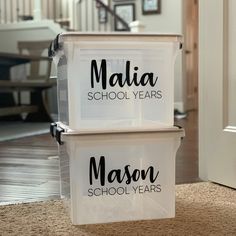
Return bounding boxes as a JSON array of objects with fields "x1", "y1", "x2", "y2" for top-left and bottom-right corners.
[{"x1": 0, "y1": 182, "x2": 235, "y2": 236}]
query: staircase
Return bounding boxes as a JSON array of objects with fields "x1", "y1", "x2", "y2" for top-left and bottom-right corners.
[{"x1": 0, "y1": 0, "x2": 130, "y2": 32}]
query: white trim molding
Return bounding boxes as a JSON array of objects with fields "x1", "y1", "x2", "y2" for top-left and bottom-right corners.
[{"x1": 0, "y1": 19, "x2": 64, "y2": 35}]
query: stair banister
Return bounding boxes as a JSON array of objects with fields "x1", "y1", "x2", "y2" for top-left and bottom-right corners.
[
  {"x1": 95, "y1": 0, "x2": 130, "y2": 31},
  {"x1": 33, "y1": 0, "x2": 42, "y2": 21}
]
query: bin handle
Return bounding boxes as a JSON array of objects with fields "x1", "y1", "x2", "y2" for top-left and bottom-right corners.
[
  {"x1": 56, "y1": 127, "x2": 65, "y2": 145},
  {"x1": 50, "y1": 122, "x2": 57, "y2": 137},
  {"x1": 48, "y1": 33, "x2": 61, "y2": 58}
]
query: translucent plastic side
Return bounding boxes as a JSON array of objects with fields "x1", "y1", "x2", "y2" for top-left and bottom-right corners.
[
  {"x1": 58, "y1": 143, "x2": 70, "y2": 199},
  {"x1": 63, "y1": 131, "x2": 182, "y2": 225},
  {"x1": 63, "y1": 41, "x2": 180, "y2": 131},
  {"x1": 57, "y1": 55, "x2": 69, "y2": 125}
]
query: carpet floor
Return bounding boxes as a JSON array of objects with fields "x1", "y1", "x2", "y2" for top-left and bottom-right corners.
[{"x1": 0, "y1": 182, "x2": 235, "y2": 236}]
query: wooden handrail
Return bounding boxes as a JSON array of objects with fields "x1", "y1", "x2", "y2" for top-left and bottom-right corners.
[{"x1": 95, "y1": 0, "x2": 130, "y2": 31}]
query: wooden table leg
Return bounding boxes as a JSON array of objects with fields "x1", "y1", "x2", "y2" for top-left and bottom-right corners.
[
  {"x1": 0, "y1": 66, "x2": 22, "y2": 121},
  {"x1": 24, "y1": 89, "x2": 53, "y2": 122}
]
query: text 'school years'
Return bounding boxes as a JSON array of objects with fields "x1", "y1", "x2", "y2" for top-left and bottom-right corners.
[{"x1": 87, "y1": 59, "x2": 162, "y2": 101}]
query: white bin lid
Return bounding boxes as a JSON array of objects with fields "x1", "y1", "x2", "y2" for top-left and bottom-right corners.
[
  {"x1": 56, "y1": 122, "x2": 184, "y2": 138},
  {"x1": 51, "y1": 122, "x2": 184, "y2": 144},
  {"x1": 49, "y1": 32, "x2": 182, "y2": 57},
  {"x1": 61, "y1": 126, "x2": 185, "y2": 146}
]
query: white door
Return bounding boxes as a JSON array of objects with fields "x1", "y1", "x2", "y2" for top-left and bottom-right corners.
[{"x1": 199, "y1": 0, "x2": 236, "y2": 189}]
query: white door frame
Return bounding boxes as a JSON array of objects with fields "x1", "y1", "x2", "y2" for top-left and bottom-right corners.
[{"x1": 199, "y1": 0, "x2": 236, "y2": 188}]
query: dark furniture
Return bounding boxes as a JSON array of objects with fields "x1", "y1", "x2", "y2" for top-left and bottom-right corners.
[{"x1": 0, "y1": 52, "x2": 56, "y2": 121}]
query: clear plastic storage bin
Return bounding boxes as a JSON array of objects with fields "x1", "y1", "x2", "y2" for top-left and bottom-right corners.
[
  {"x1": 50, "y1": 33, "x2": 182, "y2": 131},
  {"x1": 52, "y1": 123, "x2": 184, "y2": 225}
]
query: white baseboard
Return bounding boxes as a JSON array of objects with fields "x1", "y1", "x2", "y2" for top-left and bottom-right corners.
[{"x1": 174, "y1": 102, "x2": 185, "y2": 113}]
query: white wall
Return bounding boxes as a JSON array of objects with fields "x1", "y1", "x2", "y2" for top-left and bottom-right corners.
[
  {"x1": 123, "y1": 0, "x2": 184, "y2": 111},
  {"x1": 136, "y1": 0, "x2": 182, "y2": 33}
]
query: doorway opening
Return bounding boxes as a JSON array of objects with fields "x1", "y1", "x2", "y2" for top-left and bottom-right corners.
[
  {"x1": 175, "y1": 0, "x2": 199, "y2": 184},
  {"x1": 184, "y1": 0, "x2": 199, "y2": 111}
]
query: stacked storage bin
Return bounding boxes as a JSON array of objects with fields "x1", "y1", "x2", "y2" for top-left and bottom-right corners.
[{"x1": 49, "y1": 33, "x2": 184, "y2": 225}]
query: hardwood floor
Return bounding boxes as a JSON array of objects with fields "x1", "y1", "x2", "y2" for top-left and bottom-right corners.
[
  {"x1": 175, "y1": 110, "x2": 200, "y2": 184},
  {"x1": 0, "y1": 111, "x2": 199, "y2": 205},
  {"x1": 0, "y1": 134, "x2": 60, "y2": 205}
]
